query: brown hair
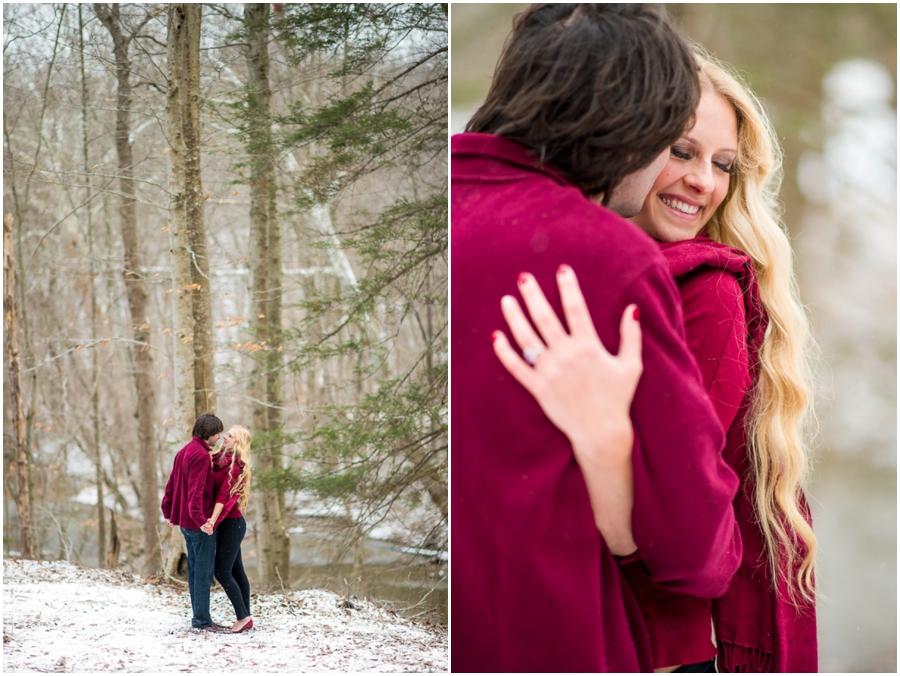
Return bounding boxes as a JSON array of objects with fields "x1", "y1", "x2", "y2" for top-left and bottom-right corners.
[{"x1": 467, "y1": 3, "x2": 699, "y2": 201}]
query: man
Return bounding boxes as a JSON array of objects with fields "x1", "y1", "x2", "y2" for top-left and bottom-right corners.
[
  {"x1": 161, "y1": 412, "x2": 228, "y2": 633},
  {"x1": 452, "y1": 5, "x2": 741, "y2": 671}
]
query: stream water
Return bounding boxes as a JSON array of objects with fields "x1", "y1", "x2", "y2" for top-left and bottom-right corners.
[{"x1": 241, "y1": 517, "x2": 447, "y2": 627}]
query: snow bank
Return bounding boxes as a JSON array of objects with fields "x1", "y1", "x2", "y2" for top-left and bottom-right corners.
[{"x1": 3, "y1": 559, "x2": 447, "y2": 673}]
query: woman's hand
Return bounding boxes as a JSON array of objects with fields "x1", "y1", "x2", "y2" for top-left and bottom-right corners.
[
  {"x1": 491, "y1": 264, "x2": 643, "y2": 555},
  {"x1": 492, "y1": 265, "x2": 642, "y2": 453}
]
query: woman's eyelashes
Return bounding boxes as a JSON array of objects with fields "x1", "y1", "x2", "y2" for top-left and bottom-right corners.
[{"x1": 670, "y1": 146, "x2": 734, "y2": 174}]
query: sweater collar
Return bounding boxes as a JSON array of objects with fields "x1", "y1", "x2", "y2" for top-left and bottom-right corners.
[
  {"x1": 451, "y1": 132, "x2": 574, "y2": 189},
  {"x1": 193, "y1": 436, "x2": 213, "y2": 453}
]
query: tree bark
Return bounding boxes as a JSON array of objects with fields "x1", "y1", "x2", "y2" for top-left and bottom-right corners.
[
  {"x1": 107, "y1": 508, "x2": 120, "y2": 569},
  {"x1": 181, "y1": 4, "x2": 216, "y2": 415},
  {"x1": 3, "y1": 6, "x2": 67, "y2": 546},
  {"x1": 4, "y1": 213, "x2": 34, "y2": 559},
  {"x1": 166, "y1": 5, "x2": 195, "y2": 438},
  {"x1": 79, "y1": 4, "x2": 106, "y2": 567},
  {"x1": 94, "y1": 3, "x2": 161, "y2": 573},
  {"x1": 246, "y1": 2, "x2": 290, "y2": 586}
]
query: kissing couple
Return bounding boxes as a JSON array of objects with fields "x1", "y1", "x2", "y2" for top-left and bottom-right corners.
[{"x1": 162, "y1": 412, "x2": 255, "y2": 634}]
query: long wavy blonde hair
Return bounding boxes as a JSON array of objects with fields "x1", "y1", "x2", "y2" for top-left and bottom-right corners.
[
  {"x1": 695, "y1": 49, "x2": 817, "y2": 604},
  {"x1": 227, "y1": 426, "x2": 252, "y2": 513}
]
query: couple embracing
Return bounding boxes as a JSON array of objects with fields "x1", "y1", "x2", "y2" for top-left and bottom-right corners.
[
  {"x1": 453, "y1": 4, "x2": 816, "y2": 673},
  {"x1": 161, "y1": 413, "x2": 254, "y2": 634}
]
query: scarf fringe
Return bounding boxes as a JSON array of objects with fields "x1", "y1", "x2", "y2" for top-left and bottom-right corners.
[{"x1": 717, "y1": 641, "x2": 774, "y2": 673}]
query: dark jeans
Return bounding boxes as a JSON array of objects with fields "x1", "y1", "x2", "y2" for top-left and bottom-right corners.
[
  {"x1": 215, "y1": 516, "x2": 250, "y2": 620},
  {"x1": 674, "y1": 658, "x2": 717, "y2": 673},
  {"x1": 181, "y1": 527, "x2": 218, "y2": 628}
]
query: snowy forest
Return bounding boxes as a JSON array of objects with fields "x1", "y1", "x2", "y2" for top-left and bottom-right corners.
[{"x1": 3, "y1": 1, "x2": 447, "y2": 620}]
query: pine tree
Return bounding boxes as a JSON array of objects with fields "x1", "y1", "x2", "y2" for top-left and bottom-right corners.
[{"x1": 270, "y1": 3, "x2": 448, "y2": 556}]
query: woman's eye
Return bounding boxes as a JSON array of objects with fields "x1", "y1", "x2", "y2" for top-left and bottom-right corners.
[
  {"x1": 671, "y1": 147, "x2": 691, "y2": 160},
  {"x1": 714, "y1": 161, "x2": 734, "y2": 174}
]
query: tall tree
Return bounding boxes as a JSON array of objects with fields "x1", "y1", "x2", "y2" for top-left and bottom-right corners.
[
  {"x1": 243, "y1": 2, "x2": 290, "y2": 585},
  {"x1": 181, "y1": 4, "x2": 217, "y2": 416},
  {"x1": 165, "y1": 4, "x2": 195, "y2": 439},
  {"x1": 3, "y1": 4, "x2": 68, "y2": 549},
  {"x1": 79, "y1": 3, "x2": 105, "y2": 568},
  {"x1": 4, "y1": 213, "x2": 34, "y2": 560},
  {"x1": 94, "y1": 3, "x2": 161, "y2": 573},
  {"x1": 274, "y1": 3, "x2": 448, "y2": 554}
]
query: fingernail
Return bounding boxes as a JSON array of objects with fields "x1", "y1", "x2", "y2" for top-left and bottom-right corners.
[
  {"x1": 491, "y1": 331, "x2": 500, "y2": 343},
  {"x1": 633, "y1": 306, "x2": 640, "y2": 321},
  {"x1": 557, "y1": 264, "x2": 571, "y2": 275},
  {"x1": 517, "y1": 272, "x2": 528, "y2": 285}
]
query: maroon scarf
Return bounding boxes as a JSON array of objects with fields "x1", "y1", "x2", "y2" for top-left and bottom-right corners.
[
  {"x1": 211, "y1": 450, "x2": 237, "y2": 472},
  {"x1": 660, "y1": 236, "x2": 817, "y2": 673}
]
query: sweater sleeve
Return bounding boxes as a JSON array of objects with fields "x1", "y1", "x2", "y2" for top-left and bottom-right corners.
[
  {"x1": 161, "y1": 468, "x2": 174, "y2": 521},
  {"x1": 621, "y1": 261, "x2": 741, "y2": 598},
  {"x1": 186, "y1": 451, "x2": 211, "y2": 527},
  {"x1": 678, "y1": 268, "x2": 751, "y2": 433},
  {"x1": 214, "y1": 460, "x2": 237, "y2": 505}
]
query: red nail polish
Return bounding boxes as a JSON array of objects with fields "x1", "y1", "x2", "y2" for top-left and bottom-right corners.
[
  {"x1": 491, "y1": 331, "x2": 500, "y2": 343},
  {"x1": 518, "y1": 273, "x2": 528, "y2": 285},
  {"x1": 557, "y1": 264, "x2": 571, "y2": 275},
  {"x1": 632, "y1": 307, "x2": 640, "y2": 321}
]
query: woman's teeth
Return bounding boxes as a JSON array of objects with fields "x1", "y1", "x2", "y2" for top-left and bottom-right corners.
[{"x1": 660, "y1": 196, "x2": 699, "y2": 215}]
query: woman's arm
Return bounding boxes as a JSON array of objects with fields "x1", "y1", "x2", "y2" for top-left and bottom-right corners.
[
  {"x1": 492, "y1": 265, "x2": 642, "y2": 555},
  {"x1": 208, "y1": 502, "x2": 225, "y2": 527}
]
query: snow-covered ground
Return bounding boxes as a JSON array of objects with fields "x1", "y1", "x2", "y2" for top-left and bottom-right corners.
[{"x1": 3, "y1": 559, "x2": 447, "y2": 673}]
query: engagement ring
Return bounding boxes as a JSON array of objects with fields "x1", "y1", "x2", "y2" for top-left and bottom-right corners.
[{"x1": 523, "y1": 345, "x2": 546, "y2": 366}]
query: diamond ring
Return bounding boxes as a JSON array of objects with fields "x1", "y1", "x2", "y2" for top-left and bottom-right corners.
[{"x1": 523, "y1": 345, "x2": 546, "y2": 366}]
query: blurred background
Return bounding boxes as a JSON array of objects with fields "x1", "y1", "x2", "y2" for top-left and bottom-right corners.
[{"x1": 451, "y1": 4, "x2": 896, "y2": 672}]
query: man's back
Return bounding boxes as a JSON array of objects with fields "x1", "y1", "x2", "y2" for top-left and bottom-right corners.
[
  {"x1": 451, "y1": 133, "x2": 740, "y2": 672},
  {"x1": 161, "y1": 437, "x2": 214, "y2": 531}
]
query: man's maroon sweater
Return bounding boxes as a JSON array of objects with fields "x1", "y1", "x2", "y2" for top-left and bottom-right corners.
[
  {"x1": 451, "y1": 133, "x2": 742, "y2": 672},
  {"x1": 161, "y1": 437, "x2": 215, "y2": 531}
]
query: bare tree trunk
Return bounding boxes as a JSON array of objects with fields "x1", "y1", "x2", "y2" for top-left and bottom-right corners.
[
  {"x1": 245, "y1": 2, "x2": 290, "y2": 586},
  {"x1": 79, "y1": 3, "x2": 106, "y2": 569},
  {"x1": 166, "y1": 5, "x2": 195, "y2": 438},
  {"x1": 160, "y1": 4, "x2": 216, "y2": 582},
  {"x1": 107, "y1": 508, "x2": 120, "y2": 569},
  {"x1": 4, "y1": 213, "x2": 34, "y2": 559},
  {"x1": 181, "y1": 4, "x2": 216, "y2": 415},
  {"x1": 3, "y1": 6, "x2": 67, "y2": 545},
  {"x1": 94, "y1": 3, "x2": 161, "y2": 573}
]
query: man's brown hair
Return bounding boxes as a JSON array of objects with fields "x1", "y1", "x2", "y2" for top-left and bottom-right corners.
[{"x1": 466, "y1": 4, "x2": 699, "y2": 201}]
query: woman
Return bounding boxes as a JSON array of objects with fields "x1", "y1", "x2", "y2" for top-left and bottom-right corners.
[
  {"x1": 493, "y1": 51, "x2": 817, "y2": 673},
  {"x1": 202, "y1": 426, "x2": 253, "y2": 633}
]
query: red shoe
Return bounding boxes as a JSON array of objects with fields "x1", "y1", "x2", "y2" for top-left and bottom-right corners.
[{"x1": 232, "y1": 618, "x2": 253, "y2": 633}]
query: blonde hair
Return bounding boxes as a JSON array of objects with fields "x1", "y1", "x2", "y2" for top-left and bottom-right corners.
[
  {"x1": 227, "y1": 426, "x2": 252, "y2": 513},
  {"x1": 695, "y1": 48, "x2": 817, "y2": 604}
]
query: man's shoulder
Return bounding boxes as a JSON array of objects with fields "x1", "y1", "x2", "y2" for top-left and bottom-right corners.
[{"x1": 176, "y1": 439, "x2": 210, "y2": 465}]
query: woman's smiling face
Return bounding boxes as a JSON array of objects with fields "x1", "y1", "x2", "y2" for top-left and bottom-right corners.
[{"x1": 630, "y1": 89, "x2": 738, "y2": 242}]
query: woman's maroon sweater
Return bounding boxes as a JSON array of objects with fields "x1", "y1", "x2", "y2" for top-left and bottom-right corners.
[
  {"x1": 622, "y1": 236, "x2": 817, "y2": 672},
  {"x1": 211, "y1": 452, "x2": 244, "y2": 528}
]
